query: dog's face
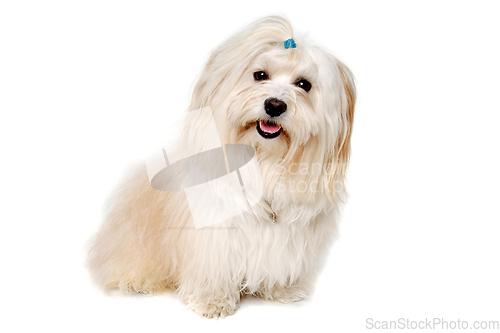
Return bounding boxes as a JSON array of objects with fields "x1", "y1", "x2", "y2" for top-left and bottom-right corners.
[
  {"x1": 227, "y1": 47, "x2": 326, "y2": 156},
  {"x1": 188, "y1": 16, "x2": 355, "y2": 202}
]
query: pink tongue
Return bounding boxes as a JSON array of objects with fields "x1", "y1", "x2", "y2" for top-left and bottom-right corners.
[{"x1": 260, "y1": 121, "x2": 281, "y2": 134}]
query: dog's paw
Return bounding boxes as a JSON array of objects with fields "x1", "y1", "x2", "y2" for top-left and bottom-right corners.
[
  {"x1": 188, "y1": 296, "x2": 238, "y2": 319},
  {"x1": 258, "y1": 285, "x2": 307, "y2": 304}
]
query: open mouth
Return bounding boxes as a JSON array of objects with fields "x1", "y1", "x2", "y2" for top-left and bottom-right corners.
[{"x1": 256, "y1": 120, "x2": 282, "y2": 139}]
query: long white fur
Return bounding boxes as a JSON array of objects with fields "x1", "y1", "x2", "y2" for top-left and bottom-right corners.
[{"x1": 88, "y1": 16, "x2": 355, "y2": 318}]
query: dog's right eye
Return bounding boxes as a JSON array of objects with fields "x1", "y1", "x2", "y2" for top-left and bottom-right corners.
[{"x1": 253, "y1": 71, "x2": 269, "y2": 81}]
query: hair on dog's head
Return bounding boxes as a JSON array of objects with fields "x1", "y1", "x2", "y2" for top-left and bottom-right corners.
[{"x1": 185, "y1": 16, "x2": 355, "y2": 204}]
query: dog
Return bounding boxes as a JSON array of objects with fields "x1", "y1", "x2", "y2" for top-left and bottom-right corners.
[{"x1": 88, "y1": 16, "x2": 355, "y2": 318}]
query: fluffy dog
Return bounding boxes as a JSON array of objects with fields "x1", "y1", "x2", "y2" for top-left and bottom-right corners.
[{"x1": 89, "y1": 16, "x2": 355, "y2": 318}]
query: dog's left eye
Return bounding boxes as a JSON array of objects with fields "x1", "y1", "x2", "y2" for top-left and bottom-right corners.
[
  {"x1": 294, "y1": 79, "x2": 312, "y2": 92},
  {"x1": 254, "y1": 71, "x2": 269, "y2": 81}
]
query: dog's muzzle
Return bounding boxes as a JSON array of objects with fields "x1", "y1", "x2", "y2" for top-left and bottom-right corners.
[{"x1": 256, "y1": 98, "x2": 286, "y2": 139}]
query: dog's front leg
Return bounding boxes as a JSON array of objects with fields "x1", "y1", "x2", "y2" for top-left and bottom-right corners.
[{"x1": 176, "y1": 229, "x2": 242, "y2": 318}]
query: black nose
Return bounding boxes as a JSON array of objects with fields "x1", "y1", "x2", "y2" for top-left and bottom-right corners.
[{"x1": 264, "y1": 98, "x2": 287, "y2": 117}]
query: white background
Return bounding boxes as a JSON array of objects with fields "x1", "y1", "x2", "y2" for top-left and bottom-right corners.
[{"x1": 1, "y1": 0, "x2": 499, "y2": 332}]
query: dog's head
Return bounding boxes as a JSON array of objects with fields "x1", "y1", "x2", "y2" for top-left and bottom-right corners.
[{"x1": 188, "y1": 16, "x2": 355, "y2": 203}]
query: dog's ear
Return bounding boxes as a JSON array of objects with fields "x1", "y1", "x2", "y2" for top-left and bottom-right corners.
[
  {"x1": 189, "y1": 49, "x2": 223, "y2": 111},
  {"x1": 324, "y1": 60, "x2": 356, "y2": 202}
]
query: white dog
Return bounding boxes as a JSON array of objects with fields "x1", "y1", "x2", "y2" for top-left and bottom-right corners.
[{"x1": 89, "y1": 16, "x2": 355, "y2": 318}]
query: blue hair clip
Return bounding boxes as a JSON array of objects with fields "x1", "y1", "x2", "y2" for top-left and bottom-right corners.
[{"x1": 284, "y1": 38, "x2": 296, "y2": 49}]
